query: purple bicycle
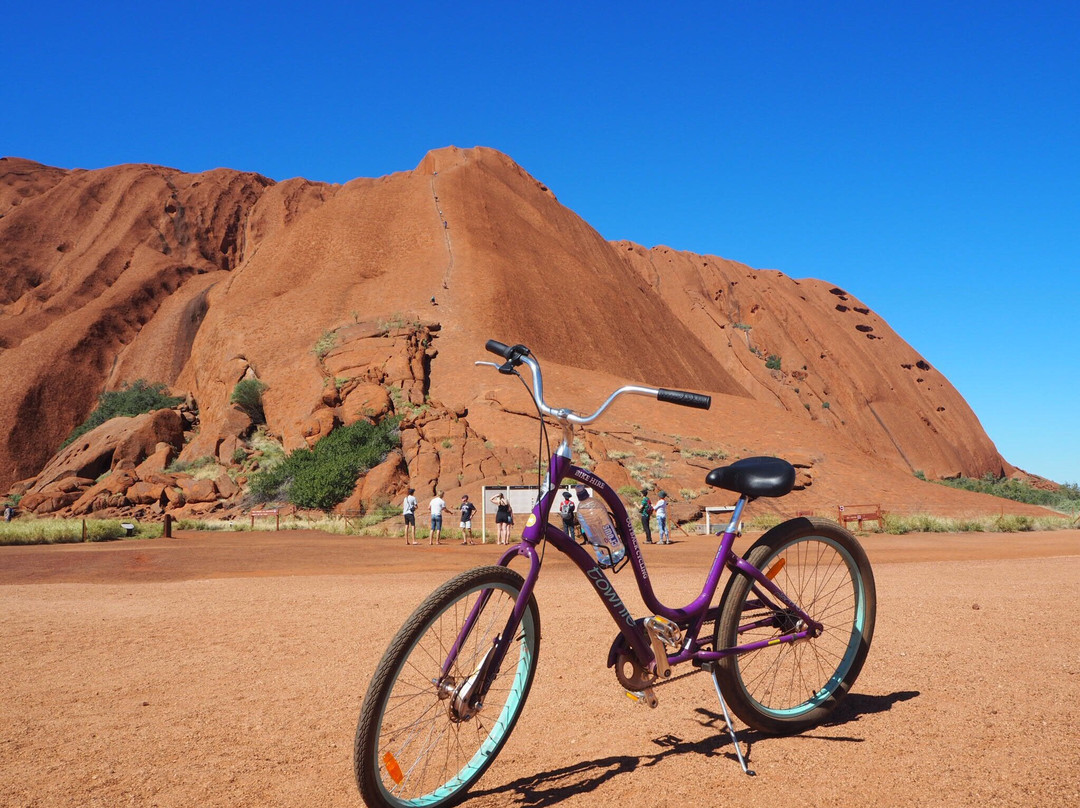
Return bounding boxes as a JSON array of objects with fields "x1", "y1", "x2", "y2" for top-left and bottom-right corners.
[{"x1": 353, "y1": 341, "x2": 876, "y2": 807}]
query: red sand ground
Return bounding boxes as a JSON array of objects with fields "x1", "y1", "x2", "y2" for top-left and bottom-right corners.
[{"x1": 1, "y1": 528, "x2": 1078, "y2": 807}]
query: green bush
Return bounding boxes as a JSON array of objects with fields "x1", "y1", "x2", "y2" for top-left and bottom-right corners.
[
  {"x1": 230, "y1": 379, "x2": 268, "y2": 424},
  {"x1": 936, "y1": 475, "x2": 1080, "y2": 513},
  {"x1": 765, "y1": 354, "x2": 782, "y2": 370},
  {"x1": 249, "y1": 417, "x2": 401, "y2": 510},
  {"x1": 63, "y1": 380, "x2": 183, "y2": 448},
  {"x1": 313, "y1": 331, "x2": 338, "y2": 359}
]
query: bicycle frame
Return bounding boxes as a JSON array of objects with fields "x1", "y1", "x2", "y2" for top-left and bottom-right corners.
[{"x1": 455, "y1": 444, "x2": 822, "y2": 704}]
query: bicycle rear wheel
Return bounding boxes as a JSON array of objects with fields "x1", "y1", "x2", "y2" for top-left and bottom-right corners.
[
  {"x1": 713, "y1": 517, "x2": 875, "y2": 735},
  {"x1": 354, "y1": 565, "x2": 540, "y2": 808}
]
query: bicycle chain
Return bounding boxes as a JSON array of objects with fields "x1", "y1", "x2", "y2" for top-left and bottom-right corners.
[{"x1": 651, "y1": 663, "x2": 708, "y2": 689}]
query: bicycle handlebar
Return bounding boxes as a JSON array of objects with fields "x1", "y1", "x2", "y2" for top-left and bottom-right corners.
[
  {"x1": 657, "y1": 388, "x2": 712, "y2": 410},
  {"x1": 478, "y1": 339, "x2": 711, "y2": 424},
  {"x1": 485, "y1": 340, "x2": 513, "y2": 358}
]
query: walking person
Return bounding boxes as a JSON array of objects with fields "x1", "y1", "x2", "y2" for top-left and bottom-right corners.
[
  {"x1": 402, "y1": 488, "x2": 419, "y2": 545},
  {"x1": 459, "y1": 494, "x2": 477, "y2": 545},
  {"x1": 429, "y1": 491, "x2": 447, "y2": 545},
  {"x1": 655, "y1": 491, "x2": 670, "y2": 544},
  {"x1": 639, "y1": 490, "x2": 654, "y2": 543},
  {"x1": 558, "y1": 491, "x2": 577, "y2": 542},
  {"x1": 491, "y1": 492, "x2": 513, "y2": 545}
]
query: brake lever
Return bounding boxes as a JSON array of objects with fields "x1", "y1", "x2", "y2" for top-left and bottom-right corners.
[{"x1": 474, "y1": 359, "x2": 519, "y2": 376}]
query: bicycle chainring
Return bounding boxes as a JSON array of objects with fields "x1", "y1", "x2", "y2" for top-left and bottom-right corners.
[{"x1": 614, "y1": 650, "x2": 656, "y2": 691}]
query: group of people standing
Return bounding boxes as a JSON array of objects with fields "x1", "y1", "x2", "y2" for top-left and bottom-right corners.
[
  {"x1": 637, "y1": 489, "x2": 670, "y2": 544},
  {"x1": 567, "y1": 489, "x2": 668, "y2": 544},
  {"x1": 402, "y1": 486, "x2": 671, "y2": 546},
  {"x1": 401, "y1": 488, "x2": 512, "y2": 546}
]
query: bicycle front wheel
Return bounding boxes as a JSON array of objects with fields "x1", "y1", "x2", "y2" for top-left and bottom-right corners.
[
  {"x1": 354, "y1": 565, "x2": 540, "y2": 808},
  {"x1": 713, "y1": 517, "x2": 876, "y2": 735}
]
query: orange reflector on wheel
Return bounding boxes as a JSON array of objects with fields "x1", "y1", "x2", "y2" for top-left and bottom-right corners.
[
  {"x1": 383, "y1": 751, "x2": 404, "y2": 784},
  {"x1": 765, "y1": 558, "x2": 786, "y2": 580}
]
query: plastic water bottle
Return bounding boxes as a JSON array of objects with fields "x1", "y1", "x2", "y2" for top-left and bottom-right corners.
[{"x1": 576, "y1": 489, "x2": 625, "y2": 567}]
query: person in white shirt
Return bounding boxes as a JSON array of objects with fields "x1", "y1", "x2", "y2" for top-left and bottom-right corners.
[
  {"x1": 655, "y1": 492, "x2": 670, "y2": 544},
  {"x1": 429, "y1": 492, "x2": 447, "y2": 545},
  {"x1": 402, "y1": 488, "x2": 419, "y2": 545}
]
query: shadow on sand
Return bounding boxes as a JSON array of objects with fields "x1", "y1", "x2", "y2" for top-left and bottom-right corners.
[{"x1": 469, "y1": 690, "x2": 920, "y2": 807}]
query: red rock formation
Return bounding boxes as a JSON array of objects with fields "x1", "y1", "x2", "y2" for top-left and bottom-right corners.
[{"x1": 0, "y1": 148, "x2": 1051, "y2": 521}]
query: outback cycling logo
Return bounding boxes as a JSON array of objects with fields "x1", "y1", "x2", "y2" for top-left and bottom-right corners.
[{"x1": 587, "y1": 566, "x2": 635, "y2": 627}]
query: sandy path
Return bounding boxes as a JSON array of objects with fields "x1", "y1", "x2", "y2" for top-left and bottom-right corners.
[{"x1": 1, "y1": 529, "x2": 1077, "y2": 807}]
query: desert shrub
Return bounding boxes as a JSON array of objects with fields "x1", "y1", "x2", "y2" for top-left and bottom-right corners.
[
  {"x1": 994, "y1": 514, "x2": 1035, "y2": 532},
  {"x1": 63, "y1": 380, "x2": 183, "y2": 448},
  {"x1": 0, "y1": 518, "x2": 155, "y2": 546},
  {"x1": 683, "y1": 447, "x2": 728, "y2": 461},
  {"x1": 313, "y1": 330, "x2": 338, "y2": 359},
  {"x1": 230, "y1": 379, "x2": 268, "y2": 424},
  {"x1": 249, "y1": 417, "x2": 401, "y2": 510},
  {"x1": 935, "y1": 474, "x2": 1080, "y2": 513},
  {"x1": 167, "y1": 455, "x2": 217, "y2": 474},
  {"x1": 765, "y1": 354, "x2": 782, "y2": 370},
  {"x1": 745, "y1": 514, "x2": 785, "y2": 531}
]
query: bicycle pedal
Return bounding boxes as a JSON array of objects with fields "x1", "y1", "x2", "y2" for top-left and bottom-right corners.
[
  {"x1": 626, "y1": 688, "x2": 659, "y2": 708},
  {"x1": 644, "y1": 615, "x2": 682, "y2": 647},
  {"x1": 644, "y1": 616, "x2": 682, "y2": 680}
]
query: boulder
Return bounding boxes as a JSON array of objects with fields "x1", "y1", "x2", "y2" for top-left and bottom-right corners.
[
  {"x1": 34, "y1": 409, "x2": 184, "y2": 492},
  {"x1": 6, "y1": 478, "x2": 38, "y2": 498},
  {"x1": 135, "y1": 442, "x2": 176, "y2": 478},
  {"x1": 300, "y1": 408, "x2": 338, "y2": 447},
  {"x1": 164, "y1": 486, "x2": 186, "y2": 508},
  {"x1": 359, "y1": 450, "x2": 409, "y2": 506},
  {"x1": 214, "y1": 472, "x2": 240, "y2": 499},
  {"x1": 341, "y1": 384, "x2": 393, "y2": 425},
  {"x1": 127, "y1": 481, "x2": 168, "y2": 505},
  {"x1": 177, "y1": 477, "x2": 219, "y2": 503},
  {"x1": 20, "y1": 491, "x2": 83, "y2": 514},
  {"x1": 69, "y1": 470, "x2": 139, "y2": 515}
]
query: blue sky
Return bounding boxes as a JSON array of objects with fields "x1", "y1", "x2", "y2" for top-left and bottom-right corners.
[{"x1": 3, "y1": 1, "x2": 1077, "y2": 484}]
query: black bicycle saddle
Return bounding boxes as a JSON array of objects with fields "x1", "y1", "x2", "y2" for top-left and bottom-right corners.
[{"x1": 705, "y1": 456, "x2": 796, "y2": 498}]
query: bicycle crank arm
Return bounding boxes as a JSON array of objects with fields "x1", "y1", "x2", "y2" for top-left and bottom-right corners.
[{"x1": 644, "y1": 615, "x2": 681, "y2": 680}]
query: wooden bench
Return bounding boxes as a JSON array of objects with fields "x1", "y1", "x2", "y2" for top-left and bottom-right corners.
[{"x1": 837, "y1": 504, "x2": 884, "y2": 529}]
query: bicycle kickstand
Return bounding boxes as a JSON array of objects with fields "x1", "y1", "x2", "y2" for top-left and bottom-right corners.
[{"x1": 699, "y1": 662, "x2": 756, "y2": 777}]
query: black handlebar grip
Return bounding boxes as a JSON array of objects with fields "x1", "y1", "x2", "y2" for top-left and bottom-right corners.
[
  {"x1": 485, "y1": 340, "x2": 513, "y2": 358},
  {"x1": 657, "y1": 388, "x2": 712, "y2": 410}
]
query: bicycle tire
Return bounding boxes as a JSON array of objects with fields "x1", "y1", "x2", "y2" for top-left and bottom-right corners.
[
  {"x1": 713, "y1": 517, "x2": 876, "y2": 735},
  {"x1": 354, "y1": 565, "x2": 540, "y2": 808}
]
